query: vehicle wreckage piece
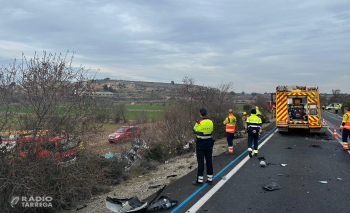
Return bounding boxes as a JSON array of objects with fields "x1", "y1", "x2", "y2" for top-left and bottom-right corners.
[
  {"x1": 105, "y1": 186, "x2": 177, "y2": 212},
  {"x1": 263, "y1": 182, "x2": 281, "y2": 191},
  {"x1": 146, "y1": 196, "x2": 178, "y2": 211},
  {"x1": 105, "y1": 197, "x2": 148, "y2": 212}
]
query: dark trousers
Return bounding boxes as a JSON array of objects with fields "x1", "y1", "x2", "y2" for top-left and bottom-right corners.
[
  {"x1": 342, "y1": 129, "x2": 350, "y2": 142},
  {"x1": 248, "y1": 131, "x2": 259, "y2": 150},
  {"x1": 226, "y1": 132, "x2": 234, "y2": 146},
  {"x1": 196, "y1": 147, "x2": 213, "y2": 177},
  {"x1": 335, "y1": 110, "x2": 339, "y2": 114}
]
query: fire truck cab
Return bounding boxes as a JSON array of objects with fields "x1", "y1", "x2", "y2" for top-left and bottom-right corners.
[{"x1": 275, "y1": 85, "x2": 322, "y2": 133}]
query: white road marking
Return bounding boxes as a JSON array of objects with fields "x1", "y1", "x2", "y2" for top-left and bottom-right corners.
[
  {"x1": 186, "y1": 129, "x2": 278, "y2": 213},
  {"x1": 324, "y1": 119, "x2": 349, "y2": 154}
]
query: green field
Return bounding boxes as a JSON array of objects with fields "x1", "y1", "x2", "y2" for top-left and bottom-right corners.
[{"x1": 125, "y1": 103, "x2": 169, "y2": 111}]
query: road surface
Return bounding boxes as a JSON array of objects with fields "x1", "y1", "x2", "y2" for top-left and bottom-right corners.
[{"x1": 142, "y1": 111, "x2": 350, "y2": 213}]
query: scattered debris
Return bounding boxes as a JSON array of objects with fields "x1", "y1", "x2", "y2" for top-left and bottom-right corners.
[
  {"x1": 281, "y1": 164, "x2": 287, "y2": 167},
  {"x1": 147, "y1": 196, "x2": 178, "y2": 211},
  {"x1": 222, "y1": 176, "x2": 227, "y2": 180},
  {"x1": 263, "y1": 182, "x2": 281, "y2": 191},
  {"x1": 319, "y1": 181, "x2": 328, "y2": 184},
  {"x1": 106, "y1": 196, "x2": 147, "y2": 212},
  {"x1": 166, "y1": 175, "x2": 177, "y2": 179},
  {"x1": 278, "y1": 174, "x2": 283, "y2": 176},
  {"x1": 285, "y1": 147, "x2": 292, "y2": 149},
  {"x1": 267, "y1": 163, "x2": 276, "y2": 165},
  {"x1": 258, "y1": 157, "x2": 266, "y2": 161},
  {"x1": 337, "y1": 178, "x2": 342, "y2": 181},
  {"x1": 148, "y1": 185, "x2": 161, "y2": 189},
  {"x1": 260, "y1": 161, "x2": 267, "y2": 167},
  {"x1": 106, "y1": 186, "x2": 177, "y2": 212},
  {"x1": 76, "y1": 205, "x2": 87, "y2": 211},
  {"x1": 309, "y1": 145, "x2": 321, "y2": 148}
]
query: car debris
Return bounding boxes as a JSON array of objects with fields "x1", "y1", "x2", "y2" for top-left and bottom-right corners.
[
  {"x1": 263, "y1": 182, "x2": 281, "y2": 191},
  {"x1": 260, "y1": 161, "x2": 267, "y2": 167},
  {"x1": 319, "y1": 181, "x2": 328, "y2": 184},
  {"x1": 76, "y1": 204, "x2": 87, "y2": 211},
  {"x1": 278, "y1": 174, "x2": 283, "y2": 176},
  {"x1": 166, "y1": 175, "x2": 177, "y2": 179},
  {"x1": 309, "y1": 145, "x2": 321, "y2": 148},
  {"x1": 337, "y1": 178, "x2": 342, "y2": 181},
  {"x1": 148, "y1": 185, "x2": 161, "y2": 189},
  {"x1": 280, "y1": 164, "x2": 287, "y2": 167},
  {"x1": 106, "y1": 186, "x2": 177, "y2": 212}
]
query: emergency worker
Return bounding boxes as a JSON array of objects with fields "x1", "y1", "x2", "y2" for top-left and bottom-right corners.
[
  {"x1": 242, "y1": 112, "x2": 247, "y2": 133},
  {"x1": 192, "y1": 108, "x2": 214, "y2": 186},
  {"x1": 256, "y1": 106, "x2": 263, "y2": 134},
  {"x1": 223, "y1": 109, "x2": 236, "y2": 154},
  {"x1": 322, "y1": 105, "x2": 325, "y2": 110},
  {"x1": 335, "y1": 106, "x2": 339, "y2": 115},
  {"x1": 247, "y1": 109, "x2": 262, "y2": 157},
  {"x1": 340, "y1": 107, "x2": 350, "y2": 150}
]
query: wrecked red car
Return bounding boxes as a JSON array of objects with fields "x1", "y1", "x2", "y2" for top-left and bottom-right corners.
[
  {"x1": 5, "y1": 133, "x2": 77, "y2": 165},
  {"x1": 108, "y1": 126, "x2": 141, "y2": 143}
]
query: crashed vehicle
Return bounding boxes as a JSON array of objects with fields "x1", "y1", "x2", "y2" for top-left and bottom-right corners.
[
  {"x1": 106, "y1": 186, "x2": 178, "y2": 212},
  {"x1": 1, "y1": 131, "x2": 77, "y2": 165},
  {"x1": 108, "y1": 126, "x2": 141, "y2": 143}
]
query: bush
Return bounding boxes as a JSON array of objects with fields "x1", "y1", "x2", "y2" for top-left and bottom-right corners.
[{"x1": 144, "y1": 142, "x2": 166, "y2": 162}]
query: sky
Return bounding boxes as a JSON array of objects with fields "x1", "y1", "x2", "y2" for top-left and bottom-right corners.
[{"x1": 0, "y1": 0, "x2": 349, "y2": 93}]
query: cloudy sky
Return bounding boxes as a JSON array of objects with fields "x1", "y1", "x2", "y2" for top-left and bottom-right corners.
[{"x1": 0, "y1": 0, "x2": 349, "y2": 93}]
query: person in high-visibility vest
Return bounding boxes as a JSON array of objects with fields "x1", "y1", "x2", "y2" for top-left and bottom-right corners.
[
  {"x1": 335, "y1": 106, "x2": 339, "y2": 115},
  {"x1": 322, "y1": 105, "x2": 325, "y2": 110},
  {"x1": 192, "y1": 108, "x2": 215, "y2": 186},
  {"x1": 340, "y1": 107, "x2": 350, "y2": 150},
  {"x1": 242, "y1": 112, "x2": 247, "y2": 133},
  {"x1": 247, "y1": 109, "x2": 262, "y2": 157},
  {"x1": 256, "y1": 106, "x2": 262, "y2": 134},
  {"x1": 223, "y1": 109, "x2": 236, "y2": 154}
]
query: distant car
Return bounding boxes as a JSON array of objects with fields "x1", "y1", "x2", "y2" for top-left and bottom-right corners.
[
  {"x1": 325, "y1": 103, "x2": 342, "y2": 110},
  {"x1": 108, "y1": 126, "x2": 141, "y2": 143}
]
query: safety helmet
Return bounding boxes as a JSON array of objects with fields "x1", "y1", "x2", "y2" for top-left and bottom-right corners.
[
  {"x1": 243, "y1": 112, "x2": 247, "y2": 115},
  {"x1": 256, "y1": 106, "x2": 259, "y2": 110}
]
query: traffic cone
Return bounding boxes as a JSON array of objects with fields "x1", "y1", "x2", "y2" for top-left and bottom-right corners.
[
  {"x1": 343, "y1": 143, "x2": 349, "y2": 150},
  {"x1": 322, "y1": 119, "x2": 325, "y2": 125},
  {"x1": 333, "y1": 128, "x2": 337, "y2": 137}
]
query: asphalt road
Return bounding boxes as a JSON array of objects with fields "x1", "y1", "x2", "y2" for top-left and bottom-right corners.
[{"x1": 142, "y1": 113, "x2": 350, "y2": 213}]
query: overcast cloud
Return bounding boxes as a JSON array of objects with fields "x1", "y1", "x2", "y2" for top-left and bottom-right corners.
[{"x1": 0, "y1": 0, "x2": 349, "y2": 93}]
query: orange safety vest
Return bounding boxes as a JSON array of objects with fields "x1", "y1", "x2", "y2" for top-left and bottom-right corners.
[
  {"x1": 225, "y1": 114, "x2": 236, "y2": 133},
  {"x1": 340, "y1": 112, "x2": 350, "y2": 130}
]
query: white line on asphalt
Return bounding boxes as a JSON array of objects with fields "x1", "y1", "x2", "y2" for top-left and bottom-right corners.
[
  {"x1": 186, "y1": 129, "x2": 278, "y2": 213},
  {"x1": 323, "y1": 119, "x2": 343, "y2": 146}
]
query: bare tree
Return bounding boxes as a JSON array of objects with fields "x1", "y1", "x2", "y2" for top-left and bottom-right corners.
[
  {"x1": 12, "y1": 51, "x2": 100, "y2": 138},
  {"x1": 0, "y1": 62, "x2": 17, "y2": 131}
]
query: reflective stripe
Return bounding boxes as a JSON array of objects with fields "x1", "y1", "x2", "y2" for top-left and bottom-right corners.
[
  {"x1": 248, "y1": 148, "x2": 252, "y2": 151},
  {"x1": 197, "y1": 176, "x2": 204, "y2": 183},
  {"x1": 248, "y1": 125, "x2": 261, "y2": 128},
  {"x1": 228, "y1": 146, "x2": 233, "y2": 153},
  {"x1": 196, "y1": 132, "x2": 213, "y2": 136},
  {"x1": 207, "y1": 175, "x2": 213, "y2": 181},
  {"x1": 254, "y1": 150, "x2": 258, "y2": 153},
  {"x1": 196, "y1": 135, "x2": 212, "y2": 139}
]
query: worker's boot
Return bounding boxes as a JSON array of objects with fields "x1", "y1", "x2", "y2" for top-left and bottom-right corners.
[
  {"x1": 343, "y1": 143, "x2": 349, "y2": 150},
  {"x1": 206, "y1": 175, "x2": 213, "y2": 185},
  {"x1": 192, "y1": 176, "x2": 203, "y2": 186},
  {"x1": 248, "y1": 148, "x2": 253, "y2": 158}
]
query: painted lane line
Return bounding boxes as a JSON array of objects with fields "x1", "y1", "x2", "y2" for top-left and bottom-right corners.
[
  {"x1": 323, "y1": 119, "x2": 343, "y2": 146},
  {"x1": 186, "y1": 129, "x2": 278, "y2": 213},
  {"x1": 170, "y1": 127, "x2": 277, "y2": 213}
]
